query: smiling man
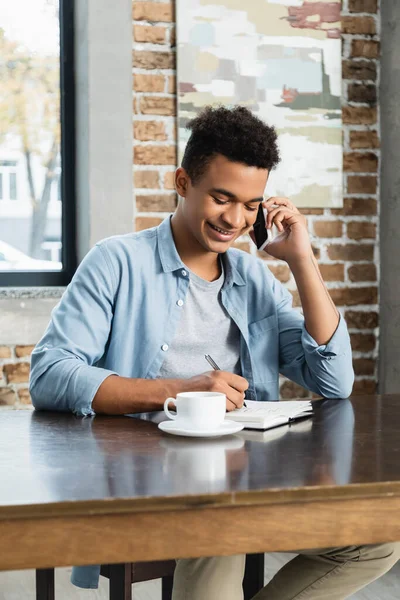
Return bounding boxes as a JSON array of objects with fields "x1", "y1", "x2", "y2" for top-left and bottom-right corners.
[{"x1": 29, "y1": 106, "x2": 399, "y2": 597}]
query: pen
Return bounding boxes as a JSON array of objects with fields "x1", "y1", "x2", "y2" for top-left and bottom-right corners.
[{"x1": 204, "y1": 354, "x2": 247, "y2": 408}]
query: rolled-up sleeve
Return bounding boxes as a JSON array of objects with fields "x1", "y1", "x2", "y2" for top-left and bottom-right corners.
[
  {"x1": 29, "y1": 244, "x2": 119, "y2": 416},
  {"x1": 274, "y1": 278, "x2": 354, "y2": 399}
]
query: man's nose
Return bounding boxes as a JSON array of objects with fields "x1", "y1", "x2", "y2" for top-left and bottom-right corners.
[{"x1": 223, "y1": 204, "x2": 245, "y2": 229}]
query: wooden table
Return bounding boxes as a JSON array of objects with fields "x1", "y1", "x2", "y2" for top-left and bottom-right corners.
[{"x1": 1, "y1": 395, "x2": 400, "y2": 572}]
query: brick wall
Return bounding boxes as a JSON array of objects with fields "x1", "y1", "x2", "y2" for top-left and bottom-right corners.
[
  {"x1": 0, "y1": 345, "x2": 35, "y2": 408},
  {"x1": 0, "y1": 0, "x2": 380, "y2": 408},
  {"x1": 132, "y1": 0, "x2": 380, "y2": 400}
]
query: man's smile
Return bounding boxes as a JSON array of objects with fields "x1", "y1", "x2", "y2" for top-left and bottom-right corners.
[{"x1": 206, "y1": 222, "x2": 240, "y2": 240}]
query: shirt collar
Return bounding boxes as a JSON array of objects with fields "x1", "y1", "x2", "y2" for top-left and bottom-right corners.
[
  {"x1": 156, "y1": 216, "x2": 186, "y2": 273},
  {"x1": 156, "y1": 216, "x2": 246, "y2": 287}
]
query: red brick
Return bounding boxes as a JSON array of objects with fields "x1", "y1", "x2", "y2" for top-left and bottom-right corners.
[
  {"x1": 348, "y1": 264, "x2": 377, "y2": 282},
  {"x1": 312, "y1": 246, "x2": 321, "y2": 260},
  {"x1": 0, "y1": 346, "x2": 12, "y2": 359},
  {"x1": 350, "y1": 40, "x2": 380, "y2": 59},
  {"x1": 349, "y1": 131, "x2": 380, "y2": 150},
  {"x1": 352, "y1": 379, "x2": 377, "y2": 395},
  {"x1": 313, "y1": 221, "x2": 343, "y2": 238},
  {"x1": 329, "y1": 287, "x2": 378, "y2": 306},
  {"x1": 134, "y1": 121, "x2": 167, "y2": 142},
  {"x1": 3, "y1": 363, "x2": 30, "y2": 384},
  {"x1": 331, "y1": 197, "x2": 377, "y2": 216},
  {"x1": 290, "y1": 289, "x2": 301, "y2": 308},
  {"x1": 140, "y1": 96, "x2": 176, "y2": 116},
  {"x1": 280, "y1": 380, "x2": 310, "y2": 400},
  {"x1": 346, "y1": 176, "x2": 377, "y2": 195},
  {"x1": 169, "y1": 26, "x2": 176, "y2": 47},
  {"x1": 0, "y1": 388, "x2": 17, "y2": 406},
  {"x1": 18, "y1": 389, "x2": 32, "y2": 405},
  {"x1": 268, "y1": 264, "x2": 291, "y2": 283},
  {"x1": 136, "y1": 193, "x2": 177, "y2": 212},
  {"x1": 299, "y1": 208, "x2": 324, "y2": 215},
  {"x1": 342, "y1": 60, "x2": 376, "y2": 81},
  {"x1": 353, "y1": 358, "x2": 375, "y2": 376},
  {"x1": 350, "y1": 333, "x2": 376, "y2": 352},
  {"x1": 134, "y1": 146, "x2": 176, "y2": 166},
  {"x1": 347, "y1": 221, "x2": 376, "y2": 240},
  {"x1": 345, "y1": 310, "x2": 378, "y2": 329},
  {"x1": 132, "y1": 2, "x2": 174, "y2": 22},
  {"x1": 15, "y1": 345, "x2": 35, "y2": 358},
  {"x1": 327, "y1": 244, "x2": 374, "y2": 261},
  {"x1": 349, "y1": 0, "x2": 377, "y2": 13},
  {"x1": 343, "y1": 152, "x2": 378, "y2": 173},
  {"x1": 342, "y1": 106, "x2": 377, "y2": 125},
  {"x1": 342, "y1": 16, "x2": 376, "y2": 35},
  {"x1": 134, "y1": 74, "x2": 165, "y2": 93},
  {"x1": 133, "y1": 51, "x2": 175, "y2": 70},
  {"x1": 233, "y1": 241, "x2": 251, "y2": 254},
  {"x1": 135, "y1": 217, "x2": 163, "y2": 232},
  {"x1": 257, "y1": 250, "x2": 274, "y2": 261},
  {"x1": 133, "y1": 24, "x2": 166, "y2": 44},
  {"x1": 347, "y1": 84, "x2": 377, "y2": 104},
  {"x1": 168, "y1": 75, "x2": 176, "y2": 94},
  {"x1": 134, "y1": 170, "x2": 160, "y2": 189},
  {"x1": 163, "y1": 171, "x2": 175, "y2": 190},
  {"x1": 319, "y1": 263, "x2": 345, "y2": 282}
]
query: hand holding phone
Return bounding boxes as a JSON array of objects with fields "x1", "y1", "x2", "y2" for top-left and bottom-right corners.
[{"x1": 252, "y1": 204, "x2": 268, "y2": 251}]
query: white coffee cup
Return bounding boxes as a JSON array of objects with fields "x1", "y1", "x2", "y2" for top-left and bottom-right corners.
[{"x1": 163, "y1": 391, "x2": 226, "y2": 431}]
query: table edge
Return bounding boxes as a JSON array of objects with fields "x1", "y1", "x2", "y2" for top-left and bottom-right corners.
[{"x1": 2, "y1": 480, "x2": 400, "y2": 521}]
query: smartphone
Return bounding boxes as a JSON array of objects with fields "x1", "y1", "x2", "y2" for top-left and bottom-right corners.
[{"x1": 252, "y1": 204, "x2": 268, "y2": 251}]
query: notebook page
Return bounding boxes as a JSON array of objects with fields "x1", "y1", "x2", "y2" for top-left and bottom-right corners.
[{"x1": 226, "y1": 400, "x2": 313, "y2": 423}]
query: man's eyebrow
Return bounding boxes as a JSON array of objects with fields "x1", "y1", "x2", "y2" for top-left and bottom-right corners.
[{"x1": 209, "y1": 188, "x2": 263, "y2": 203}]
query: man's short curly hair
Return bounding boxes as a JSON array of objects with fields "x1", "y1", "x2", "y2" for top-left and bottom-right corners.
[{"x1": 181, "y1": 105, "x2": 280, "y2": 184}]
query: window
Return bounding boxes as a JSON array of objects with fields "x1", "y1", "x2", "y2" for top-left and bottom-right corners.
[
  {"x1": 0, "y1": 0, "x2": 76, "y2": 286},
  {"x1": 0, "y1": 161, "x2": 18, "y2": 201}
]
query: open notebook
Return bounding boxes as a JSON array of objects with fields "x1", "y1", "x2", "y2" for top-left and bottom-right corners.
[{"x1": 225, "y1": 400, "x2": 314, "y2": 431}]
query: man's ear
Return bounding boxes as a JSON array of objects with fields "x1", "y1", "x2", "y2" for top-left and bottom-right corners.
[{"x1": 175, "y1": 167, "x2": 190, "y2": 198}]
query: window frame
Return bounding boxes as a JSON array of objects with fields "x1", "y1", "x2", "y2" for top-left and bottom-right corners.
[{"x1": 0, "y1": 0, "x2": 77, "y2": 287}]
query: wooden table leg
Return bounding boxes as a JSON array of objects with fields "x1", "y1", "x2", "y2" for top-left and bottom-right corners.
[
  {"x1": 108, "y1": 564, "x2": 131, "y2": 600},
  {"x1": 243, "y1": 553, "x2": 264, "y2": 600},
  {"x1": 36, "y1": 568, "x2": 55, "y2": 600}
]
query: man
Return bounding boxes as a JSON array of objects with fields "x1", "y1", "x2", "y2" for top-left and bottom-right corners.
[{"x1": 30, "y1": 106, "x2": 399, "y2": 598}]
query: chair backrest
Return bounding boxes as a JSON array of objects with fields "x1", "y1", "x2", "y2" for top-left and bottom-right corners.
[{"x1": 100, "y1": 560, "x2": 176, "y2": 584}]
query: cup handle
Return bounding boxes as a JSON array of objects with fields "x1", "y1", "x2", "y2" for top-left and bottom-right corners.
[{"x1": 164, "y1": 397, "x2": 177, "y2": 420}]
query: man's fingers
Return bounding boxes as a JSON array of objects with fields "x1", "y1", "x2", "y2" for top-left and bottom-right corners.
[
  {"x1": 266, "y1": 206, "x2": 289, "y2": 228},
  {"x1": 264, "y1": 196, "x2": 297, "y2": 212},
  {"x1": 226, "y1": 399, "x2": 237, "y2": 412},
  {"x1": 267, "y1": 207, "x2": 302, "y2": 231},
  {"x1": 222, "y1": 372, "x2": 248, "y2": 393},
  {"x1": 226, "y1": 395, "x2": 244, "y2": 411}
]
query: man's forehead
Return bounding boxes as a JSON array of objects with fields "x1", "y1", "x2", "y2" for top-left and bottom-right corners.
[{"x1": 203, "y1": 159, "x2": 268, "y2": 196}]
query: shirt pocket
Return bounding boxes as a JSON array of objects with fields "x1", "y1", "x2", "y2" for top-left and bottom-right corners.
[
  {"x1": 248, "y1": 313, "x2": 279, "y2": 382},
  {"x1": 248, "y1": 313, "x2": 278, "y2": 338}
]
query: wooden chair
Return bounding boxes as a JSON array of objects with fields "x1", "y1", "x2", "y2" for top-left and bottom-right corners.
[{"x1": 36, "y1": 554, "x2": 264, "y2": 600}]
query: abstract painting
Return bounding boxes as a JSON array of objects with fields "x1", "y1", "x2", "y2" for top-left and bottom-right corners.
[{"x1": 176, "y1": 0, "x2": 342, "y2": 208}]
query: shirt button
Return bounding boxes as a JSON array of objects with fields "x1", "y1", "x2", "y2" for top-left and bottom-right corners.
[
  {"x1": 177, "y1": 299, "x2": 184, "y2": 307},
  {"x1": 161, "y1": 344, "x2": 169, "y2": 352},
  {"x1": 181, "y1": 269, "x2": 187, "y2": 276}
]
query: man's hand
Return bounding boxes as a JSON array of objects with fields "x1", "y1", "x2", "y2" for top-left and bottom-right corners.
[
  {"x1": 255, "y1": 197, "x2": 311, "y2": 265},
  {"x1": 187, "y1": 371, "x2": 248, "y2": 411},
  {"x1": 250, "y1": 197, "x2": 340, "y2": 347}
]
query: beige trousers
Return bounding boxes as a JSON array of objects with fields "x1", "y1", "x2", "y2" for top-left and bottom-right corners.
[{"x1": 172, "y1": 543, "x2": 400, "y2": 600}]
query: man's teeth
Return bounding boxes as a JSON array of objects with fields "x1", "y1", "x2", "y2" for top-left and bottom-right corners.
[{"x1": 211, "y1": 224, "x2": 231, "y2": 235}]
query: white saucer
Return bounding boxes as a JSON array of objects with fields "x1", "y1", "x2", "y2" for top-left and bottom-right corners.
[{"x1": 158, "y1": 420, "x2": 244, "y2": 438}]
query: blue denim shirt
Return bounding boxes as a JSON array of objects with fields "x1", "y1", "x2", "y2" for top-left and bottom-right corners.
[{"x1": 29, "y1": 216, "x2": 354, "y2": 588}]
